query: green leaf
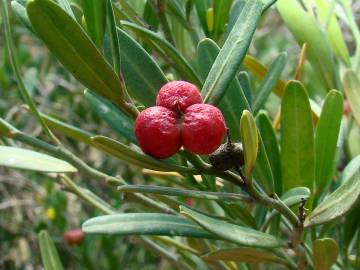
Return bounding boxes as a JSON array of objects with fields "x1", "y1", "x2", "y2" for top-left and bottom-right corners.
[
  {"x1": 106, "y1": 0, "x2": 121, "y2": 73},
  {"x1": 243, "y1": 54, "x2": 286, "y2": 97},
  {"x1": 121, "y1": 21, "x2": 202, "y2": 86},
  {"x1": 38, "y1": 230, "x2": 64, "y2": 270},
  {"x1": 180, "y1": 206, "x2": 282, "y2": 248},
  {"x1": 41, "y1": 113, "x2": 94, "y2": 146},
  {"x1": 202, "y1": 247, "x2": 286, "y2": 265},
  {"x1": 2, "y1": 0, "x2": 57, "y2": 143},
  {"x1": 194, "y1": 0, "x2": 211, "y2": 35},
  {"x1": 0, "y1": 118, "x2": 14, "y2": 137},
  {"x1": 0, "y1": 146, "x2": 77, "y2": 173},
  {"x1": 315, "y1": 0, "x2": 350, "y2": 66},
  {"x1": 281, "y1": 187, "x2": 311, "y2": 207},
  {"x1": 253, "y1": 138, "x2": 275, "y2": 196},
  {"x1": 117, "y1": 27, "x2": 167, "y2": 107},
  {"x1": 225, "y1": 0, "x2": 245, "y2": 37},
  {"x1": 118, "y1": 185, "x2": 252, "y2": 202},
  {"x1": 304, "y1": 170, "x2": 360, "y2": 227},
  {"x1": 26, "y1": 0, "x2": 124, "y2": 107},
  {"x1": 277, "y1": 0, "x2": 335, "y2": 90},
  {"x1": 313, "y1": 238, "x2": 339, "y2": 270},
  {"x1": 220, "y1": 202, "x2": 257, "y2": 229},
  {"x1": 56, "y1": 0, "x2": 75, "y2": 18},
  {"x1": 196, "y1": 38, "x2": 250, "y2": 140},
  {"x1": 91, "y1": 135, "x2": 197, "y2": 173},
  {"x1": 252, "y1": 52, "x2": 287, "y2": 114},
  {"x1": 213, "y1": 0, "x2": 232, "y2": 38},
  {"x1": 11, "y1": 1, "x2": 34, "y2": 32},
  {"x1": 240, "y1": 110, "x2": 258, "y2": 182},
  {"x1": 167, "y1": 0, "x2": 190, "y2": 29},
  {"x1": 82, "y1": 0, "x2": 106, "y2": 47},
  {"x1": 280, "y1": 81, "x2": 314, "y2": 192},
  {"x1": 84, "y1": 90, "x2": 136, "y2": 143},
  {"x1": 82, "y1": 213, "x2": 215, "y2": 239},
  {"x1": 342, "y1": 155, "x2": 360, "y2": 182},
  {"x1": 238, "y1": 71, "x2": 253, "y2": 107},
  {"x1": 315, "y1": 90, "x2": 343, "y2": 195},
  {"x1": 202, "y1": 0, "x2": 262, "y2": 105},
  {"x1": 256, "y1": 111, "x2": 282, "y2": 195},
  {"x1": 343, "y1": 70, "x2": 360, "y2": 127}
]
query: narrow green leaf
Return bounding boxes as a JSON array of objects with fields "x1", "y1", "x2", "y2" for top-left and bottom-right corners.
[
  {"x1": 238, "y1": 71, "x2": 253, "y2": 107},
  {"x1": 281, "y1": 187, "x2": 311, "y2": 207},
  {"x1": 243, "y1": 54, "x2": 286, "y2": 97},
  {"x1": 0, "y1": 118, "x2": 14, "y2": 137},
  {"x1": 253, "y1": 138, "x2": 275, "y2": 196},
  {"x1": 84, "y1": 90, "x2": 136, "y2": 143},
  {"x1": 225, "y1": 0, "x2": 245, "y2": 37},
  {"x1": 91, "y1": 135, "x2": 197, "y2": 173},
  {"x1": 180, "y1": 206, "x2": 282, "y2": 248},
  {"x1": 143, "y1": 1, "x2": 159, "y2": 29},
  {"x1": 167, "y1": 0, "x2": 190, "y2": 29},
  {"x1": 118, "y1": 185, "x2": 252, "y2": 202},
  {"x1": 82, "y1": 0, "x2": 106, "y2": 47},
  {"x1": 343, "y1": 70, "x2": 360, "y2": 127},
  {"x1": 202, "y1": 247, "x2": 286, "y2": 265},
  {"x1": 252, "y1": 52, "x2": 287, "y2": 114},
  {"x1": 304, "y1": 170, "x2": 360, "y2": 227},
  {"x1": 220, "y1": 202, "x2": 258, "y2": 229},
  {"x1": 11, "y1": 1, "x2": 34, "y2": 32},
  {"x1": 315, "y1": 0, "x2": 350, "y2": 66},
  {"x1": 196, "y1": 38, "x2": 250, "y2": 140},
  {"x1": 213, "y1": 0, "x2": 232, "y2": 38},
  {"x1": 106, "y1": 0, "x2": 121, "y2": 73},
  {"x1": 342, "y1": 155, "x2": 360, "y2": 182},
  {"x1": 280, "y1": 81, "x2": 314, "y2": 192},
  {"x1": 240, "y1": 110, "x2": 258, "y2": 182},
  {"x1": 38, "y1": 230, "x2": 64, "y2": 270},
  {"x1": 26, "y1": 0, "x2": 124, "y2": 107},
  {"x1": 0, "y1": 146, "x2": 77, "y2": 173},
  {"x1": 56, "y1": 0, "x2": 75, "y2": 18},
  {"x1": 41, "y1": 114, "x2": 94, "y2": 146},
  {"x1": 277, "y1": 0, "x2": 335, "y2": 90},
  {"x1": 313, "y1": 238, "x2": 339, "y2": 270},
  {"x1": 194, "y1": 0, "x2": 211, "y2": 35},
  {"x1": 117, "y1": 27, "x2": 167, "y2": 107},
  {"x1": 343, "y1": 201, "x2": 360, "y2": 248},
  {"x1": 256, "y1": 111, "x2": 282, "y2": 195},
  {"x1": 82, "y1": 213, "x2": 215, "y2": 239},
  {"x1": 2, "y1": 0, "x2": 57, "y2": 143},
  {"x1": 121, "y1": 21, "x2": 202, "y2": 86},
  {"x1": 315, "y1": 90, "x2": 343, "y2": 195},
  {"x1": 202, "y1": 0, "x2": 262, "y2": 105}
]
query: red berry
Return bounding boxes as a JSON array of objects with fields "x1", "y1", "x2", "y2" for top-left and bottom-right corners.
[
  {"x1": 135, "y1": 106, "x2": 181, "y2": 159},
  {"x1": 156, "y1": 81, "x2": 202, "y2": 112},
  {"x1": 344, "y1": 100, "x2": 351, "y2": 115},
  {"x1": 182, "y1": 104, "x2": 227, "y2": 155},
  {"x1": 185, "y1": 198, "x2": 194, "y2": 206},
  {"x1": 64, "y1": 229, "x2": 85, "y2": 246}
]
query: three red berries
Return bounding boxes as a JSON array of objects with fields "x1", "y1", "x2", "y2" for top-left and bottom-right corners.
[{"x1": 135, "y1": 81, "x2": 227, "y2": 159}]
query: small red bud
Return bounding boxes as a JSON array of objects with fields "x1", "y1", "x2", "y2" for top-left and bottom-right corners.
[
  {"x1": 64, "y1": 229, "x2": 85, "y2": 246},
  {"x1": 185, "y1": 198, "x2": 194, "y2": 206}
]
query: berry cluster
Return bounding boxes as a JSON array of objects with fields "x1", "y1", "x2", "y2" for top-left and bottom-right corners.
[{"x1": 135, "y1": 81, "x2": 227, "y2": 159}]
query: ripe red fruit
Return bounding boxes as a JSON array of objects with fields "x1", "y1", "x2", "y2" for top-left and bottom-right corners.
[
  {"x1": 156, "y1": 81, "x2": 202, "y2": 112},
  {"x1": 135, "y1": 106, "x2": 181, "y2": 158},
  {"x1": 64, "y1": 229, "x2": 85, "y2": 246},
  {"x1": 182, "y1": 104, "x2": 227, "y2": 155}
]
